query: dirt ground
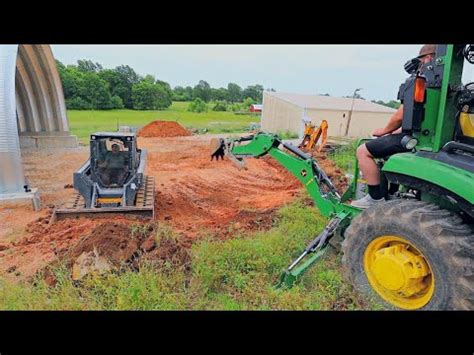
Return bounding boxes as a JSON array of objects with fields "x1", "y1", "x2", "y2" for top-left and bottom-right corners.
[{"x1": 0, "y1": 134, "x2": 346, "y2": 281}]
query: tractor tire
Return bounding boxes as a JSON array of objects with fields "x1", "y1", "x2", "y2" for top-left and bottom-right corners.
[{"x1": 342, "y1": 199, "x2": 474, "y2": 310}]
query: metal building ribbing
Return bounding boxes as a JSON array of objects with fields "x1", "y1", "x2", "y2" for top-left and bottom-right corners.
[{"x1": 0, "y1": 45, "x2": 25, "y2": 194}]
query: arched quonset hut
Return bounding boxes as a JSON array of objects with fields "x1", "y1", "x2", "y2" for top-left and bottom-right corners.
[{"x1": 0, "y1": 45, "x2": 77, "y2": 195}]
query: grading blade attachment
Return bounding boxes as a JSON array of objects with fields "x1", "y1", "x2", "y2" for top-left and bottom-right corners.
[{"x1": 51, "y1": 176, "x2": 155, "y2": 223}]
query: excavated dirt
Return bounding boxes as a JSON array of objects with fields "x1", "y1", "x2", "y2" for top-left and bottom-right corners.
[
  {"x1": 0, "y1": 134, "x2": 348, "y2": 281},
  {"x1": 66, "y1": 221, "x2": 140, "y2": 264},
  {"x1": 311, "y1": 152, "x2": 349, "y2": 194},
  {"x1": 138, "y1": 120, "x2": 191, "y2": 138}
]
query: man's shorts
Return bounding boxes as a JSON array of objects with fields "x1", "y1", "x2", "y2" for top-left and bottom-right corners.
[{"x1": 365, "y1": 133, "x2": 411, "y2": 159}]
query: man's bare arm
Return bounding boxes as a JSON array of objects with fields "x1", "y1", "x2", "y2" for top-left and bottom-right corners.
[{"x1": 372, "y1": 105, "x2": 404, "y2": 137}]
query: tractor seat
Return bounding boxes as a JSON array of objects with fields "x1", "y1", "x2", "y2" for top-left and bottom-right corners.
[
  {"x1": 460, "y1": 112, "x2": 474, "y2": 138},
  {"x1": 456, "y1": 112, "x2": 474, "y2": 146}
]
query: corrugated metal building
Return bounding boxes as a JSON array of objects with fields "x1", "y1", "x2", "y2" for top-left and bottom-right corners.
[
  {"x1": 261, "y1": 91, "x2": 396, "y2": 138},
  {"x1": 0, "y1": 45, "x2": 76, "y2": 195}
]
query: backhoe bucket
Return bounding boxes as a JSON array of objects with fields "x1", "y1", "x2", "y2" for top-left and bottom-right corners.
[{"x1": 210, "y1": 137, "x2": 247, "y2": 170}]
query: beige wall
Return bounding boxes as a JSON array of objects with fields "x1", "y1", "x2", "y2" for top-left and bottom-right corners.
[
  {"x1": 262, "y1": 94, "x2": 393, "y2": 138},
  {"x1": 261, "y1": 94, "x2": 303, "y2": 134},
  {"x1": 347, "y1": 111, "x2": 393, "y2": 137},
  {"x1": 305, "y1": 109, "x2": 393, "y2": 138}
]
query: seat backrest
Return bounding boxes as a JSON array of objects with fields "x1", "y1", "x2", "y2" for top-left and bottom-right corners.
[{"x1": 459, "y1": 112, "x2": 474, "y2": 138}]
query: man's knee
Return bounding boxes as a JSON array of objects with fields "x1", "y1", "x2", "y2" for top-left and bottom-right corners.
[{"x1": 357, "y1": 144, "x2": 373, "y2": 161}]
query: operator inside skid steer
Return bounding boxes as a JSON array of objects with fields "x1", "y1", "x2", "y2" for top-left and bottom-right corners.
[
  {"x1": 351, "y1": 44, "x2": 437, "y2": 209},
  {"x1": 97, "y1": 140, "x2": 129, "y2": 187}
]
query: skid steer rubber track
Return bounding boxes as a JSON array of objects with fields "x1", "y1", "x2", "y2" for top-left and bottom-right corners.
[{"x1": 51, "y1": 176, "x2": 155, "y2": 223}]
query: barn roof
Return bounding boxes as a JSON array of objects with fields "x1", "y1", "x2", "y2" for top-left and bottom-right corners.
[{"x1": 264, "y1": 91, "x2": 396, "y2": 113}]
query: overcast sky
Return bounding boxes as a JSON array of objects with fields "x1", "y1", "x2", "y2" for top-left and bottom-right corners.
[{"x1": 51, "y1": 45, "x2": 474, "y2": 102}]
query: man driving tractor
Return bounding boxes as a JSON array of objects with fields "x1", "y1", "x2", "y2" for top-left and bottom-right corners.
[
  {"x1": 351, "y1": 44, "x2": 437, "y2": 209},
  {"x1": 98, "y1": 143, "x2": 128, "y2": 186}
]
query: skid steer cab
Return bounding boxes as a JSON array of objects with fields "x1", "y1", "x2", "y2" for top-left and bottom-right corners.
[
  {"x1": 76, "y1": 132, "x2": 145, "y2": 208},
  {"x1": 53, "y1": 132, "x2": 155, "y2": 221}
]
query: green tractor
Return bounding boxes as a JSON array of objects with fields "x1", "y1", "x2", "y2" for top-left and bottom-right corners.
[{"x1": 211, "y1": 44, "x2": 474, "y2": 310}]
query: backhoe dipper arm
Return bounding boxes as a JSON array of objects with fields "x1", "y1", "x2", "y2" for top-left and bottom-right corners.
[{"x1": 215, "y1": 132, "x2": 358, "y2": 219}]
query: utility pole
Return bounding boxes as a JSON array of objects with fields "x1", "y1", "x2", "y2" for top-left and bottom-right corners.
[{"x1": 344, "y1": 88, "x2": 362, "y2": 136}]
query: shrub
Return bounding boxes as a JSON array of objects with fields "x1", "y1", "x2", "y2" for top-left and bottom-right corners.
[
  {"x1": 229, "y1": 103, "x2": 241, "y2": 112},
  {"x1": 212, "y1": 101, "x2": 228, "y2": 111},
  {"x1": 188, "y1": 98, "x2": 208, "y2": 113}
]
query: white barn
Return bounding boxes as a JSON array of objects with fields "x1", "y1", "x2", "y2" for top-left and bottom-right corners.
[{"x1": 261, "y1": 91, "x2": 396, "y2": 138}]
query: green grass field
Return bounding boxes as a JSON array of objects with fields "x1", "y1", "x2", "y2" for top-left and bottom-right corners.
[{"x1": 68, "y1": 102, "x2": 259, "y2": 144}]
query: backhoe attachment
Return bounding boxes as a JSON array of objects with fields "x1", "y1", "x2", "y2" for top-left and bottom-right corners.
[
  {"x1": 210, "y1": 132, "x2": 360, "y2": 289},
  {"x1": 299, "y1": 120, "x2": 328, "y2": 153}
]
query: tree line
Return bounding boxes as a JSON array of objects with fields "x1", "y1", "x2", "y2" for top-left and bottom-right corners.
[
  {"x1": 56, "y1": 59, "x2": 266, "y2": 111},
  {"x1": 56, "y1": 59, "x2": 399, "y2": 111}
]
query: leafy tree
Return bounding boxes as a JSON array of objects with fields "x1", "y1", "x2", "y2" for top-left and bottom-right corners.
[
  {"x1": 209, "y1": 88, "x2": 220, "y2": 102},
  {"x1": 79, "y1": 72, "x2": 113, "y2": 109},
  {"x1": 132, "y1": 80, "x2": 172, "y2": 110},
  {"x1": 188, "y1": 98, "x2": 208, "y2": 113},
  {"x1": 344, "y1": 93, "x2": 365, "y2": 100},
  {"x1": 142, "y1": 74, "x2": 156, "y2": 84},
  {"x1": 193, "y1": 80, "x2": 212, "y2": 102},
  {"x1": 112, "y1": 65, "x2": 142, "y2": 108},
  {"x1": 57, "y1": 64, "x2": 83, "y2": 99},
  {"x1": 215, "y1": 87, "x2": 228, "y2": 101},
  {"x1": 65, "y1": 96, "x2": 92, "y2": 110},
  {"x1": 372, "y1": 100, "x2": 401, "y2": 109},
  {"x1": 172, "y1": 86, "x2": 194, "y2": 101},
  {"x1": 227, "y1": 83, "x2": 242, "y2": 103},
  {"x1": 77, "y1": 59, "x2": 103, "y2": 73},
  {"x1": 172, "y1": 86, "x2": 186, "y2": 101},
  {"x1": 111, "y1": 95, "x2": 124, "y2": 109},
  {"x1": 242, "y1": 84, "x2": 264, "y2": 102},
  {"x1": 184, "y1": 86, "x2": 194, "y2": 100}
]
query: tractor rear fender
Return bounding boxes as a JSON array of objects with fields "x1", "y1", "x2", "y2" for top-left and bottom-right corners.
[{"x1": 383, "y1": 153, "x2": 474, "y2": 218}]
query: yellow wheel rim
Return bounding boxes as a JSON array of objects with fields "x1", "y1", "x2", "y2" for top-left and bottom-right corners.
[{"x1": 364, "y1": 236, "x2": 435, "y2": 310}]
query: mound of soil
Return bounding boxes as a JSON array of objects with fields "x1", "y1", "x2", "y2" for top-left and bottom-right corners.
[
  {"x1": 138, "y1": 120, "x2": 191, "y2": 138},
  {"x1": 67, "y1": 221, "x2": 139, "y2": 265}
]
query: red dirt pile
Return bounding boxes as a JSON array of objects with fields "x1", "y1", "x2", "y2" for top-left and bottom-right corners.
[{"x1": 138, "y1": 120, "x2": 191, "y2": 138}]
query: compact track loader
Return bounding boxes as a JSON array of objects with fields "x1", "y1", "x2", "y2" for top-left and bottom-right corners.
[
  {"x1": 53, "y1": 132, "x2": 155, "y2": 221},
  {"x1": 211, "y1": 44, "x2": 474, "y2": 310}
]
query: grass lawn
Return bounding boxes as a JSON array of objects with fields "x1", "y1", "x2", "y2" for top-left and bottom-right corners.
[{"x1": 68, "y1": 102, "x2": 259, "y2": 144}]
